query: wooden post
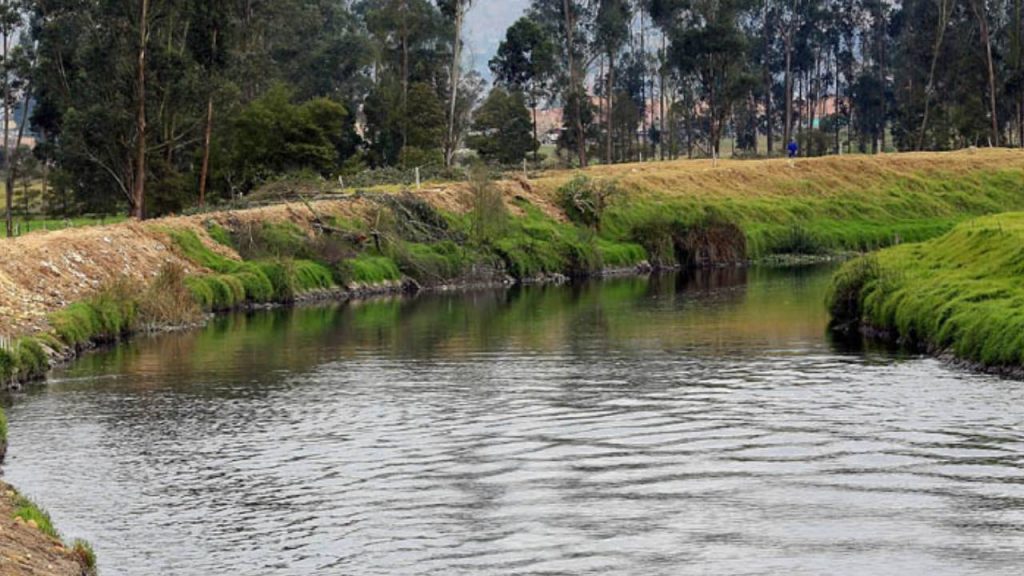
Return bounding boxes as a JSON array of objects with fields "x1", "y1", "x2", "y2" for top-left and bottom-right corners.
[{"x1": 415, "y1": 166, "x2": 421, "y2": 189}]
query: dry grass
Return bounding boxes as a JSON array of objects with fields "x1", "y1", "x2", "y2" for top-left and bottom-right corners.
[{"x1": 2, "y1": 150, "x2": 1023, "y2": 339}]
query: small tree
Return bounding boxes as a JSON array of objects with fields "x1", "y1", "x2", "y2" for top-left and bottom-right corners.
[{"x1": 467, "y1": 88, "x2": 536, "y2": 164}]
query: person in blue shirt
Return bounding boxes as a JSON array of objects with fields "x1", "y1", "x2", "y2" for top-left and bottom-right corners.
[{"x1": 787, "y1": 139, "x2": 799, "y2": 158}]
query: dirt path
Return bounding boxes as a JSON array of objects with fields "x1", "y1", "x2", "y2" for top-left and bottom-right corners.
[{"x1": 0, "y1": 482, "x2": 87, "y2": 576}]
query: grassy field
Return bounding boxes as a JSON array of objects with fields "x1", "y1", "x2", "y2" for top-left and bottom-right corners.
[
  {"x1": 518, "y1": 149, "x2": 1024, "y2": 259},
  {"x1": 827, "y1": 212, "x2": 1024, "y2": 369}
]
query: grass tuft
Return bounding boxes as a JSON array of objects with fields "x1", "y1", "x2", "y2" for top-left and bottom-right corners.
[
  {"x1": 13, "y1": 494, "x2": 58, "y2": 539},
  {"x1": 72, "y1": 539, "x2": 97, "y2": 573}
]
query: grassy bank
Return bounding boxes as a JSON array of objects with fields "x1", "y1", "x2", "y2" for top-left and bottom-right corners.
[
  {"x1": 528, "y1": 151, "x2": 1024, "y2": 259},
  {"x1": 827, "y1": 212, "x2": 1024, "y2": 371},
  {"x1": 4, "y1": 150, "x2": 1024, "y2": 387}
]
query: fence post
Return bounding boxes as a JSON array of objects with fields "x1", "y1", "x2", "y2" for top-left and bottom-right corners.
[{"x1": 415, "y1": 167, "x2": 421, "y2": 190}]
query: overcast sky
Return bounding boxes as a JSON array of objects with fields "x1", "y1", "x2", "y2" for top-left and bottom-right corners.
[{"x1": 464, "y1": 0, "x2": 530, "y2": 81}]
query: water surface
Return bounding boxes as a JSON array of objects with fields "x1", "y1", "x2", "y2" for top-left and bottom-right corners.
[{"x1": 5, "y1": 267, "x2": 1024, "y2": 575}]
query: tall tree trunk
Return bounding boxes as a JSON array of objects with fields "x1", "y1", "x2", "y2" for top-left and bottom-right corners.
[
  {"x1": 764, "y1": 0, "x2": 774, "y2": 155},
  {"x1": 639, "y1": 7, "x2": 648, "y2": 160},
  {"x1": 132, "y1": 0, "x2": 149, "y2": 220},
  {"x1": 606, "y1": 51, "x2": 614, "y2": 165},
  {"x1": 532, "y1": 103, "x2": 540, "y2": 162},
  {"x1": 6, "y1": 88, "x2": 27, "y2": 224},
  {"x1": 1018, "y1": 0, "x2": 1024, "y2": 147},
  {"x1": 401, "y1": 0, "x2": 409, "y2": 161},
  {"x1": 918, "y1": 0, "x2": 952, "y2": 150},
  {"x1": 660, "y1": 35, "x2": 667, "y2": 161},
  {"x1": 198, "y1": 27, "x2": 218, "y2": 208},
  {"x1": 563, "y1": 0, "x2": 587, "y2": 167},
  {"x1": 2, "y1": 19, "x2": 10, "y2": 238},
  {"x1": 971, "y1": 0, "x2": 1000, "y2": 146},
  {"x1": 445, "y1": 0, "x2": 465, "y2": 169},
  {"x1": 784, "y1": 32, "x2": 793, "y2": 147}
]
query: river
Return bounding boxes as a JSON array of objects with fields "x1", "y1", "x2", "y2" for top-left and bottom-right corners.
[{"x1": 4, "y1": 266, "x2": 1024, "y2": 575}]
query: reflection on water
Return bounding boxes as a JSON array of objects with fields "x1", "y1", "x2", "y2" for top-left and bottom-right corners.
[{"x1": 5, "y1": 266, "x2": 1024, "y2": 575}]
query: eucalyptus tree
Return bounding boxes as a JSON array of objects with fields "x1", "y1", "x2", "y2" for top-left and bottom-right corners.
[
  {"x1": 0, "y1": 0, "x2": 27, "y2": 236},
  {"x1": 664, "y1": 0, "x2": 757, "y2": 156},
  {"x1": 490, "y1": 17, "x2": 557, "y2": 161},
  {"x1": 530, "y1": 0, "x2": 593, "y2": 167},
  {"x1": 594, "y1": 0, "x2": 631, "y2": 164}
]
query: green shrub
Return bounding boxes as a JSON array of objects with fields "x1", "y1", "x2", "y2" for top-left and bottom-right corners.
[
  {"x1": 557, "y1": 174, "x2": 619, "y2": 230},
  {"x1": 0, "y1": 405, "x2": 7, "y2": 446}
]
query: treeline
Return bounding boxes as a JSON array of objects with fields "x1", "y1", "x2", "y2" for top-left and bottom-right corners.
[
  {"x1": 504, "y1": 0, "x2": 1024, "y2": 167},
  {"x1": 1, "y1": 0, "x2": 1022, "y2": 225}
]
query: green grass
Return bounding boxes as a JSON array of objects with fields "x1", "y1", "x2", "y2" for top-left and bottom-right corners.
[
  {"x1": 166, "y1": 229, "x2": 241, "y2": 273},
  {"x1": 13, "y1": 494, "x2": 58, "y2": 539},
  {"x1": 49, "y1": 282, "x2": 138, "y2": 347},
  {"x1": 72, "y1": 539, "x2": 97, "y2": 573},
  {"x1": 827, "y1": 212, "x2": 1024, "y2": 367},
  {"x1": 341, "y1": 255, "x2": 403, "y2": 284},
  {"x1": 168, "y1": 229, "x2": 337, "y2": 307},
  {"x1": 0, "y1": 405, "x2": 7, "y2": 447},
  {"x1": 533, "y1": 152, "x2": 1024, "y2": 261}
]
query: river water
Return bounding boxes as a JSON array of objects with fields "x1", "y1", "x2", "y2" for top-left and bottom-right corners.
[{"x1": 4, "y1": 266, "x2": 1024, "y2": 575}]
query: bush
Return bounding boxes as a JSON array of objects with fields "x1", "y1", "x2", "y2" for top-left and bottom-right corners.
[
  {"x1": 557, "y1": 174, "x2": 619, "y2": 230},
  {"x1": 467, "y1": 166, "x2": 508, "y2": 243},
  {"x1": 138, "y1": 263, "x2": 203, "y2": 327}
]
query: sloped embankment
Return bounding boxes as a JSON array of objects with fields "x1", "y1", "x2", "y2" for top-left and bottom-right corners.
[
  {"x1": 827, "y1": 212, "x2": 1024, "y2": 374},
  {"x1": 2, "y1": 149, "x2": 1024, "y2": 382},
  {"x1": 0, "y1": 481, "x2": 94, "y2": 575}
]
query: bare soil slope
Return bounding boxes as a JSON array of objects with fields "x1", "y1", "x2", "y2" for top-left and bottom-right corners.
[{"x1": 0, "y1": 483, "x2": 86, "y2": 576}]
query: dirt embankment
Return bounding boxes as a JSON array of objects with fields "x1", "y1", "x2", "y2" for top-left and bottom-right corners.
[
  {"x1": 1, "y1": 149, "x2": 1022, "y2": 341},
  {"x1": 0, "y1": 483, "x2": 89, "y2": 576}
]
